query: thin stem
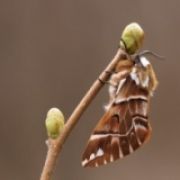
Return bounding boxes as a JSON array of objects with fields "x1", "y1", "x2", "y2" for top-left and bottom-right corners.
[{"x1": 40, "y1": 48, "x2": 127, "y2": 180}]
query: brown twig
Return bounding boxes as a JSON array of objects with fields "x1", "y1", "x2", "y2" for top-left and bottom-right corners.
[{"x1": 40, "y1": 48, "x2": 127, "y2": 180}]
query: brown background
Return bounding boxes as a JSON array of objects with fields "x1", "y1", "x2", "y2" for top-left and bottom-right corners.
[{"x1": 0, "y1": 0, "x2": 179, "y2": 179}]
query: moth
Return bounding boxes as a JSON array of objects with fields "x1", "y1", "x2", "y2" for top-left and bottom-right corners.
[{"x1": 82, "y1": 52, "x2": 158, "y2": 168}]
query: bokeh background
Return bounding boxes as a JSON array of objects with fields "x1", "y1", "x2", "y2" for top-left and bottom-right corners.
[{"x1": 0, "y1": 0, "x2": 179, "y2": 179}]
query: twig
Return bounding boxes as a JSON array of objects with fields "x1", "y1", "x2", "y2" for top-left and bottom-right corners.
[{"x1": 40, "y1": 48, "x2": 127, "y2": 180}]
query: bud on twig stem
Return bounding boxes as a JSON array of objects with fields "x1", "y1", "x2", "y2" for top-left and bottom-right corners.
[
  {"x1": 45, "y1": 108, "x2": 65, "y2": 139},
  {"x1": 120, "y1": 22, "x2": 144, "y2": 54}
]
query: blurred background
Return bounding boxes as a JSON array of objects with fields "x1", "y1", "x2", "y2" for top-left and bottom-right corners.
[{"x1": 0, "y1": 0, "x2": 179, "y2": 179}]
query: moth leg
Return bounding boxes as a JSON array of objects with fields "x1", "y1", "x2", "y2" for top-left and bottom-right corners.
[
  {"x1": 98, "y1": 70, "x2": 117, "y2": 85},
  {"x1": 98, "y1": 78, "x2": 117, "y2": 87},
  {"x1": 115, "y1": 78, "x2": 126, "y2": 95},
  {"x1": 104, "y1": 70, "x2": 117, "y2": 75}
]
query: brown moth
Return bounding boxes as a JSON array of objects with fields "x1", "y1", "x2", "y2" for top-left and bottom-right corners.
[{"x1": 82, "y1": 53, "x2": 158, "y2": 168}]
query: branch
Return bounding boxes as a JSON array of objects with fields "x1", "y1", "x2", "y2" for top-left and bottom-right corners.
[{"x1": 40, "y1": 48, "x2": 127, "y2": 180}]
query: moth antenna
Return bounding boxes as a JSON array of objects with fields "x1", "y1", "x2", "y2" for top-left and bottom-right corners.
[{"x1": 139, "y1": 50, "x2": 165, "y2": 61}]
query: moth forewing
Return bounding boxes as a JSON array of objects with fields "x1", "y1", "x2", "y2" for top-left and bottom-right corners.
[{"x1": 82, "y1": 56, "x2": 158, "y2": 168}]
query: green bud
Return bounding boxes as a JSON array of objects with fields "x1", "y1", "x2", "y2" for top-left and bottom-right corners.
[
  {"x1": 120, "y1": 22, "x2": 144, "y2": 54},
  {"x1": 45, "y1": 107, "x2": 65, "y2": 139}
]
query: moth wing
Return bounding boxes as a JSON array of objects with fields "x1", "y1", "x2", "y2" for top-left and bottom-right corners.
[{"x1": 82, "y1": 75, "x2": 152, "y2": 168}]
